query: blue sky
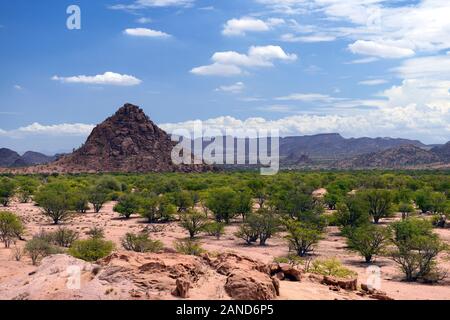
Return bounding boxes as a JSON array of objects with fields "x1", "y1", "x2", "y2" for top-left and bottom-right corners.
[{"x1": 1, "y1": 0, "x2": 450, "y2": 154}]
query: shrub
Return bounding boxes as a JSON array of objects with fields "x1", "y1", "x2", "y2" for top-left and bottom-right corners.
[
  {"x1": 172, "y1": 190, "x2": 194, "y2": 212},
  {"x1": 88, "y1": 186, "x2": 110, "y2": 213},
  {"x1": 71, "y1": 191, "x2": 90, "y2": 213},
  {"x1": 284, "y1": 220, "x2": 323, "y2": 257},
  {"x1": 140, "y1": 194, "x2": 176, "y2": 223},
  {"x1": 52, "y1": 228, "x2": 79, "y2": 248},
  {"x1": 121, "y1": 232, "x2": 164, "y2": 253},
  {"x1": 113, "y1": 193, "x2": 141, "y2": 219},
  {"x1": 69, "y1": 238, "x2": 115, "y2": 262},
  {"x1": 180, "y1": 210, "x2": 208, "y2": 239},
  {"x1": 310, "y1": 258, "x2": 357, "y2": 279},
  {"x1": 203, "y1": 222, "x2": 225, "y2": 239},
  {"x1": 235, "y1": 224, "x2": 259, "y2": 245},
  {"x1": 388, "y1": 218, "x2": 448, "y2": 282},
  {"x1": 86, "y1": 227, "x2": 105, "y2": 239},
  {"x1": 245, "y1": 210, "x2": 280, "y2": 246},
  {"x1": 174, "y1": 239, "x2": 205, "y2": 256},
  {"x1": 346, "y1": 224, "x2": 389, "y2": 262},
  {"x1": 25, "y1": 237, "x2": 58, "y2": 265},
  {"x1": 0, "y1": 211, "x2": 24, "y2": 248},
  {"x1": 34, "y1": 183, "x2": 73, "y2": 224}
]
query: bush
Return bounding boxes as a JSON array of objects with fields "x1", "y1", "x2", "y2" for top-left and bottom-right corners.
[
  {"x1": 71, "y1": 191, "x2": 90, "y2": 213},
  {"x1": 52, "y1": 228, "x2": 79, "y2": 248},
  {"x1": 388, "y1": 218, "x2": 448, "y2": 282},
  {"x1": 122, "y1": 232, "x2": 164, "y2": 253},
  {"x1": 86, "y1": 227, "x2": 105, "y2": 239},
  {"x1": 113, "y1": 193, "x2": 141, "y2": 219},
  {"x1": 284, "y1": 219, "x2": 323, "y2": 257},
  {"x1": 245, "y1": 210, "x2": 280, "y2": 246},
  {"x1": 346, "y1": 224, "x2": 389, "y2": 262},
  {"x1": 398, "y1": 202, "x2": 414, "y2": 220},
  {"x1": 180, "y1": 210, "x2": 208, "y2": 239},
  {"x1": 35, "y1": 183, "x2": 73, "y2": 224},
  {"x1": 203, "y1": 222, "x2": 225, "y2": 239},
  {"x1": 0, "y1": 211, "x2": 24, "y2": 248},
  {"x1": 310, "y1": 258, "x2": 357, "y2": 279},
  {"x1": 235, "y1": 224, "x2": 259, "y2": 245},
  {"x1": 25, "y1": 237, "x2": 59, "y2": 265},
  {"x1": 334, "y1": 195, "x2": 370, "y2": 234},
  {"x1": 68, "y1": 238, "x2": 115, "y2": 262},
  {"x1": 140, "y1": 194, "x2": 176, "y2": 223},
  {"x1": 88, "y1": 186, "x2": 110, "y2": 213},
  {"x1": 174, "y1": 239, "x2": 205, "y2": 256}
]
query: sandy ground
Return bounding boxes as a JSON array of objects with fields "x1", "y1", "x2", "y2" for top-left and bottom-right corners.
[{"x1": 0, "y1": 201, "x2": 449, "y2": 300}]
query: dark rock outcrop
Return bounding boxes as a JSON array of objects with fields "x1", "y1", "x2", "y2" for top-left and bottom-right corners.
[{"x1": 50, "y1": 103, "x2": 211, "y2": 173}]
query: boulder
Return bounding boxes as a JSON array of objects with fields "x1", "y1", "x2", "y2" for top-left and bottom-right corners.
[
  {"x1": 225, "y1": 270, "x2": 279, "y2": 300},
  {"x1": 322, "y1": 276, "x2": 357, "y2": 291},
  {"x1": 172, "y1": 278, "x2": 191, "y2": 298}
]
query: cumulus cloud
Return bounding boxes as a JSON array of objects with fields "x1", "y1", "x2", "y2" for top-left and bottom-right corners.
[
  {"x1": 215, "y1": 82, "x2": 245, "y2": 93},
  {"x1": 191, "y1": 45, "x2": 297, "y2": 76},
  {"x1": 358, "y1": 79, "x2": 387, "y2": 86},
  {"x1": 222, "y1": 17, "x2": 284, "y2": 36},
  {"x1": 0, "y1": 123, "x2": 95, "y2": 137},
  {"x1": 349, "y1": 40, "x2": 415, "y2": 59},
  {"x1": 124, "y1": 28, "x2": 171, "y2": 38},
  {"x1": 52, "y1": 72, "x2": 142, "y2": 86}
]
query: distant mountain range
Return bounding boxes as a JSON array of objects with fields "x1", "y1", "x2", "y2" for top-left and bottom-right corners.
[
  {"x1": 0, "y1": 104, "x2": 449, "y2": 171},
  {"x1": 0, "y1": 148, "x2": 56, "y2": 168}
]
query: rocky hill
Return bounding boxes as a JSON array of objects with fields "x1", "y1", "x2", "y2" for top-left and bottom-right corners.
[
  {"x1": 432, "y1": 142, "x2": 450, "y2": 162},
  {"x1": 336, "y1": 144, "x2": 443, "y2": 169},
  {"x1": 44, "y1": 103, "x2": 210, "y2": 173},
  {"x1": 0, "y1": 148, "x2": 21, "y2": 167},
  {"x1": 0, "y1": 148, "x2": 55, "y2": 168}
]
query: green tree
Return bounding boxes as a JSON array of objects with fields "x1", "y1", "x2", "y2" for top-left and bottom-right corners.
[
  {"x1": 140, "y1": 194, "x2": 175, "y2": 223},
  {"x1": 35, "y1": 182, "x2": 73, "y2": 224},
  {"x1": 235, "y1": 189, "x2": 253, "y2": 221},
  {"x1": 245, "y1": 210, "x2": 280, "y2": 246},
  {"x1": 334, "y1": 195, "x2": 370, "y2": 233},
  {"x1": 346, "y1": 224, "x2": 389, "y2": 262},
  {"x1": 284, "y1": 220, "x2": 323, "y2": 257},
  {"x1": 247, "y1": 179, "x2": 266, "y2": 209},
  {"x1": 172, "y1": 190, "x2": 194, "y2": 212},
  {"x1": 203, "y1": 222, "x2": 225, "y2": 239},
  {"x1": 206, "y1": 188, "x2": 238, "y2": 224},
  {"x1": 398, "y1": 202, "x2": 414, "y2": 220},
  {"x1": 180, "y1": 210, "x2": 208, "y2": 239},
  {"x1": 88, "y1": 186, "x2": 110, "y2": 213},
  {"x1": 388, "y1": 219, "x2": 448, "y2": 282},
  {"x1": 364, "y1": 189, "x2": 393, "y2": 224},
  {"x1": 0, "y1": 178, "x2": 16, "y2": 207},
  {"x1": 0, "y1": 211, "x2": 24, "y2": 248},
  {"x1": 113, "y1": 193, "x2": 141, "y2": 219}
]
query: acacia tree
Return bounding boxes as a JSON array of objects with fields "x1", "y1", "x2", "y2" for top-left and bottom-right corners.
[
  {"x1": 206, "y1": 188, "x2": 238, "y2": 224},
  {"x1": 284, "y1": 220, "x2": 323, "y2": 257},
  {"x1": 140, "y1": 194, "x2": 175, "y2": 223},
  {"x1": 398, "y1": 202, "x2": 414, "y2": 221},
  {"x1": 235, "y1": 189, "x2": 253, "y2": 221},
  {"x1": 35, "y1": 183, "x2": 73, "y2": 224},
  {"x1": 180, "y1": 211, "x2": 208, "y2": 239},
  {"x1": 346, "y1": 224, "x2": 389, "y2": 262},
  {"x1": 114, "y1": 193, "x2": 141, "y2": 219},
  {"x1": 364, "y1": 189, "x2": 393, "y2": 224},
  {"x1": 0, "y1": 178, "x2": 16, "y2": 207},
  {"x1": 247, "y1": 179, "x2": 266, "y2": 209},
  {"x1": 88, "y1": 186, "x2": 110, "y2": 213},
  {"x1": 0, "y1": 211, "x2": 24, "y2": 248}
]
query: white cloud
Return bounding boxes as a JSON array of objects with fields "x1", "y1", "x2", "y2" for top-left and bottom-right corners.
[
  {"x1": 358, "y1": 79, "x2": 387, "y2": 86},
  {"x1": 215, "y1": 82, "x2": 245, "y2": 93},
  {"x1": 124, "y1": 28, "x2": 171, "y2": 38},
  {"x1": 0, "y1": 123, "x2": 95, "y2": 137},
  {"x1": 276, "y1": 93, "x2": 341, "y2": 103},
  {"x1": 345, "y1": 57, "x2": 379, "y2": 64},
  {"x1": 52, "y1": 72, "x2": 142, "y2": 86},
  {"x1": 14, "y1": 85, "x2": 22, "y2": 90},
  {"x1": 190, "y1": 63, "x2": 243, "y2": 76},
  {"x1": 349, "y1": 40, "x2": 415, "y2": 59},
  {"x1": 191, "y1": 45, "x2": 297, "y2": 76},
  {"x1": 222, "y1": 17, "x2": 284, "y2": 36},
  {"x1": 281, "y1": 33, "x2": 335, "y2": 43},
  {"x1": 110, "y1": 0, "x2": 194, "y2": 10},
  {"x1": 393, "y1": 55, "x2": 450, "y2": 81}
]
